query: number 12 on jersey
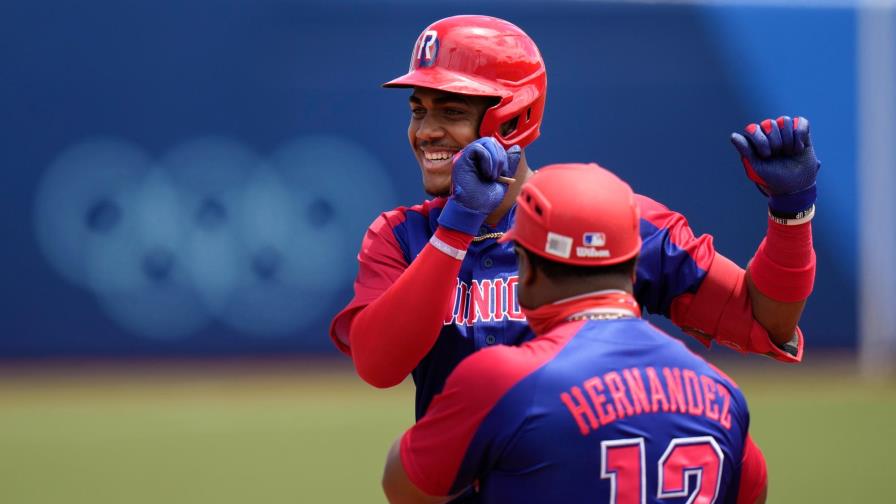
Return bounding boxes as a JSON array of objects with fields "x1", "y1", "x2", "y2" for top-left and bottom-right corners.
[{"x1": 601, "y1": 436, "x2": 723, "y2": 504}]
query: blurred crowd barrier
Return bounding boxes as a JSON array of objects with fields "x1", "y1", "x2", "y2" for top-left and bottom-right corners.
[{"x1": 3, "y1": 1, "x2": 884, "y2": 358}]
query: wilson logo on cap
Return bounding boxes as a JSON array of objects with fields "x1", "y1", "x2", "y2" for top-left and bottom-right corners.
[{"x1": 576, "y1": 247, "x2": 610, "y2": 258}]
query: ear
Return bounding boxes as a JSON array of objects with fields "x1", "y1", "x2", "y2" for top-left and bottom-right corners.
[{"x1": 518, "y1": 248, "x2": 537, "y2": 287}]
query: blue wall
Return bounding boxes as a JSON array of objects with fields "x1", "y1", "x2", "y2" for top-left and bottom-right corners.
[{"x1": 0, "y1": 1, "x2": 857, "y2": 357}]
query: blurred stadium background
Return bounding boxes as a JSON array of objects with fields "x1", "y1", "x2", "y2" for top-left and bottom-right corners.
[{"x1": 2, "y1": 0, "x2": 894, "y2": 502}]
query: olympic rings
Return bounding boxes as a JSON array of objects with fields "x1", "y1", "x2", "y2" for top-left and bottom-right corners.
[{"x1": 34, "y1": 135, "x2": 396, "y2": 341}]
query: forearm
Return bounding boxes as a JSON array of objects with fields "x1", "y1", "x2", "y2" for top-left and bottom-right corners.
[
  {"x1": 350, "y1": 227, "x2": 472, "y2": 388},
  {"x1": 746, "y1": 216, "x2": 815, "y2": 347},
  {"x1": 383, "y1": 436, "x2": 452, "y2": 504},
  {"x1": 736, "y1": 434, "x2": 768, "y2": 504},
  {"x1": 732, "y1": 116, "x2": 818, "y2": 347},
  {"x1": 669, "y1": 251, "x2": 803, "y2": 362},
  {"x1": 746, "y1": 274, "x2": 806, "y2": 346}
]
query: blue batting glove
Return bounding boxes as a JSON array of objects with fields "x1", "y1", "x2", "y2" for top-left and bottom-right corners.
[
  {"x1": 437, "y1": 138, "x2": 521, "y2": 235},
  {"x1": 730, "y1": 116, "x2": 820, "y2": 216}
]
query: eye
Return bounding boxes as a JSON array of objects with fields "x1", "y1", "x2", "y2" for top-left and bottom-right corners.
[
  {"x1": 411, "y1": 107, "x2": 425, "y2": 119},
  {"x1": 443, "y1": 108, "x2": 465, "y2": 118}
]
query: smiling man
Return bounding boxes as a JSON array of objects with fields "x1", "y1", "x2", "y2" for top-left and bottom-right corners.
[
  {"x1": 408, "y1": 89, "x2": 500, "y2": 197},
  {"x1": 329, "y1": 14, "x2": 819, "y2": 427}
]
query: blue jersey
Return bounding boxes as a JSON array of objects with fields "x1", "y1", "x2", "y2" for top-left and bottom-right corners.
[
  {"x1": 331, "y1": 194, "x2": 799, "y2": 419},
  {"x1": 400, "y1": 316, "x2": 757, "y2": 503}
]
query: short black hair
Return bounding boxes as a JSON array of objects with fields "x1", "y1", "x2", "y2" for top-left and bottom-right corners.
[{"x1": 519, "y1": 246, "x2": 638, "y2": 281}]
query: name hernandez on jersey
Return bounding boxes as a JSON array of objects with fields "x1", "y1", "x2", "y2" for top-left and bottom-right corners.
[
  {"x1": 399, "y1": 317, "x2": 763, "y2": 502},
  {"x1": 560, "y1": 365, "x2": 735, "y2": 436},
  {"x1": 330, "y1": 193, "x2": 802, "y2": 417}
]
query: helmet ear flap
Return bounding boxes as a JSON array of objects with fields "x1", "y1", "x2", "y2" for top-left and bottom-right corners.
[{"x1": 481, "y1": 83, "x2": 546, "y2": 150}]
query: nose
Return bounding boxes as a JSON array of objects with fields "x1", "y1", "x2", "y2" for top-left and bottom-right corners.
[{"x1": 414, "y1": 113, "x2": 444, "y2": 143}]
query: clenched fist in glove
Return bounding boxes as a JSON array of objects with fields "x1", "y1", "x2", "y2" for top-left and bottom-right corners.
[
  {"x1": 438, "y1": 137, "x2": 521, "y2": 235},
  {"x1": 731, "y1": 116, "x2": 820, "y2": 217}
]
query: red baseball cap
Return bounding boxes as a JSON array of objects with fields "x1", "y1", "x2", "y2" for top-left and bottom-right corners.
[{"x1": 500, "y1": 163, "x2": 641, "y2": 266}]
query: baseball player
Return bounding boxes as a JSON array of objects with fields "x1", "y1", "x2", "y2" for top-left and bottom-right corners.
[
  {"x1": 383, "y1": 163, "x2": 767, "y2": 504},
  {"x1": 330, "y1": 15, "x2": 819, "y2": 421}
]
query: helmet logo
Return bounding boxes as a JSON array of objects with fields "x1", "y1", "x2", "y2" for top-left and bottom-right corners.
[
  {"x1": 414, "y1": 30, "x2": 439, "y2": 69},
  {"x1": 583, "y1": 232, "x2": 606, "y2": 247},
  {"x1": 578, "y1": 232, "x2": 609, "y2": 258}
]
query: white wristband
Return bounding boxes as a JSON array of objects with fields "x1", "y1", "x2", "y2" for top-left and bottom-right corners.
[
  {"x1": 429, "y1": 235, "x2": 467, "y2": 260},
  {"x1": 769, "y1": 205, "x2": 815, "y2": 226}
]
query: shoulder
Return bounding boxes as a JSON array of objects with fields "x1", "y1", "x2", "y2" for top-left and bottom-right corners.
[
  {"x1": 634, "y1": 193, "x2": 694, "y2": 230},
  {"x1": 447, "y1": 345, "x2": 530, "y2": 392},
  {"x1": 703, "y1": 360, "x2": 748, "y2": 411},
  {"x1": 638, "y1": 322, "x2": 738, "y2": 382},
  {"x1": 667, "y1": 335, "x2": 749, "y2": 406},
  {"x1": 367, "y1": 198, "x2": 446, "y2": 234},
  {"x1": 445, "y1": 332, "x2": 568, "y2": 405},
  {"x1": 362, "y1": 198, "x2": 442, "y2": 241},
  {"x1": 634, "y1": 193, "x2": 670, "y2": 214}
]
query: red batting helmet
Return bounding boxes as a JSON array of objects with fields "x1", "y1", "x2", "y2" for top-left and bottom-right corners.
[
  {"x1": 500, "y1": 164, "x2": 641, "y2": 266},
  {"x1": 384, "y1": 15, "x2": 547, "y2": 149}
]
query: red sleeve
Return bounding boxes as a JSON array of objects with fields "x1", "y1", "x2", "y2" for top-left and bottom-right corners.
[
  {"x1": 749, "y1": 219, "x2": 816, "y2": 302},
  {"x1": 328, "y1": 207, "x2": 474, "y2": 388},
  {"x1": 638, "y1": 194, "x2": 802, "y2": 362},
  {"x1": 643, "y1": 195, "x2": 803, "y2": 363},
  {"x1": 736, "y1": 434, "x2": 768, "y2": 504},
  {"x1": 329, "y1": 210, "x2": 411, "y2": 355},
  {"x1": 399, "y1": 347, "x2": 515, "y2": 497},
  {"x1": 636, "y1": 195, "x2": 715, "y2": 273},
  {"x1": 400, "y1": 327, "x2": 576, "y2": 496},
  {"x1": 669, "y1": 253, "x2": 803, "y2": 363}
]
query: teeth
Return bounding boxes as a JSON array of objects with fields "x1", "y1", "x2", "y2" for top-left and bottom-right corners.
[{"x1": 424, "y1": 151, "x2": 453, "y2": 161}]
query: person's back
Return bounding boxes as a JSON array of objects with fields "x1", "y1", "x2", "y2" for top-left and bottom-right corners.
[
  {"x1": 472, "y1": 316, "x2": 754, "y2": 502},
  {"x1": 382, "y1": 163, "x2": 767, "y2": 504}
]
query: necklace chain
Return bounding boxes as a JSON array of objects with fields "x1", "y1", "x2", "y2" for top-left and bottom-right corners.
[
  {"x1": 472, "y1": 232, "x2": 505, "y2": 242},
  {"x1": 568, "y1": 313, "x2": 635, "y2": 322}
]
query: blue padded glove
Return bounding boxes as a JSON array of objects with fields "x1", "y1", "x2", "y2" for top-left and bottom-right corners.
[
  {"x1": 731, "y1": 116, "x2": 820, "y2": 216},
  {"x1": 438, "y1": 137, "x2": 522, "y2": 235}
]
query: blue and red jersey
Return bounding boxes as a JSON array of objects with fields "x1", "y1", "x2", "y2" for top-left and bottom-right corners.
[
  {"x1": 400, "y1": 308, "x2": 766, "y2": 503},
  {"x1": 330, "y1": 194, "x2": 802, "y2": 419}
]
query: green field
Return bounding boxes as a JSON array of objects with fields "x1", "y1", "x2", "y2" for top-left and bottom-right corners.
[{"x1": 0, "y1": 357, "x2": 893, "y2": 503}]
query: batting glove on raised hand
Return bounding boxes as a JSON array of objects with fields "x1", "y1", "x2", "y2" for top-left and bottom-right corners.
[
  {"x1": 731, "y1": 116, "x2": 820, "y2": 216},
  {"x1": 438, "y1": 137, "x2": 521, "y2": 235}
]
